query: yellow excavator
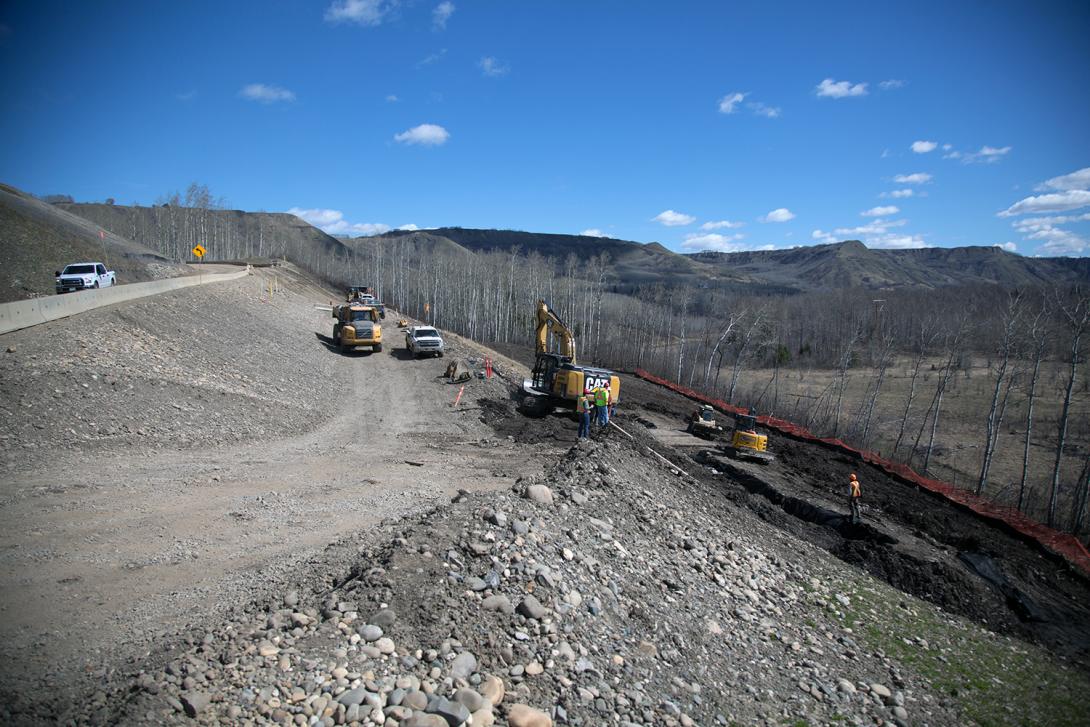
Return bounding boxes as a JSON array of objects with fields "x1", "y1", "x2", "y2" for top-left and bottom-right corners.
[{"x1": 519, "y1": 300, "x2": 620, "y2": 416}]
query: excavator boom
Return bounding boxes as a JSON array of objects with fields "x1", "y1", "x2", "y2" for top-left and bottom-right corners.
[{"x1": 535, "y1": 300, "x2": 577, "y2": 364}]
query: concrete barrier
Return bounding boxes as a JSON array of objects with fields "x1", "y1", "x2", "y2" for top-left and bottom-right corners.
[{"x1": 0, "y1": 268, "x2": 251, "y2": 336}]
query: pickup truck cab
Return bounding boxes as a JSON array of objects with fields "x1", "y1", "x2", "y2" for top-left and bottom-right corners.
[
  {"x1": 405, "y1": 326, "x2": 445, "y2": 358},
  {"x1": 55, "y1": 262, "x2": 116, "y2": 294}
]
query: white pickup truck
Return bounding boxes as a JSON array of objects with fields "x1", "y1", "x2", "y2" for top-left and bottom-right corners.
[
  {"x1": 55, "y1": 262, "x2": 116, "y2": 294},
  {"x1": 405, "y1": 326, "x2": 445, "y2": 358}
]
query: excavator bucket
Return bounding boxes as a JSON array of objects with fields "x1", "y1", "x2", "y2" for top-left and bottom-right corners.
[{"x1": 445, "y1": 359, "x2": 472, "y2": 383}]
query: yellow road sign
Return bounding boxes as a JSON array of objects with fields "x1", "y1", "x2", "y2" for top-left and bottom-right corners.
[{"x1": 192, "y1": 244, "x2": 206, "y2": 258}]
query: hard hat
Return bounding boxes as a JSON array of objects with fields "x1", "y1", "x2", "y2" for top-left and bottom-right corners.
[{"x1": 849, "y1": 473, "x2": 857, "y2": 480}]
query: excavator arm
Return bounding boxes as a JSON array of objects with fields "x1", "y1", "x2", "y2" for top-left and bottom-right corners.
[{"x1": 535, "y1": 300, "x2": 577, "y2": 364}]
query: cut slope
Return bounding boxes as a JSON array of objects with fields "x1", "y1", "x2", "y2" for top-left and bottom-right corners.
[{"x1": 0, "y1": 183, "x2": 187, "y2": 302}]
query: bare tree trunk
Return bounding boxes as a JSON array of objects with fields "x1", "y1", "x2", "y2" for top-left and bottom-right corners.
[
  {"x1": 1019, "y1": 305, "x2": 1050, "y2": 513},
  {"x1": 977, "y1": 293, "x2": 1023, "y2": 496},
  {"x1": 1072, "y1": 455, "x2": 1090, "y2": 535},
  {"x1": 1049, "y1": 289, "x2": 1088, "y2": 528},
  {"x1": 860, "y1": 333, "x2": 896, "y2": 447}
]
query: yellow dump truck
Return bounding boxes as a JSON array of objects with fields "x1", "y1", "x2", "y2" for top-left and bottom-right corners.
[{"x1": 332, "y1": 304, "x2": 383, "y2": 353}]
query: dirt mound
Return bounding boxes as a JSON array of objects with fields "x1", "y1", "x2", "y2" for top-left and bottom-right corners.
[
  {"x1": 0, "y1": 183, "x2": 187, "y2": 301},
  {"x1": 73, "y1": 433, "x2": 975, "y2": 726}
]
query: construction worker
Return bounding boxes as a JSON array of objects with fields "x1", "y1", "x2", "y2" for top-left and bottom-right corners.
[
  {"x1": 593, "y1": 385, "x2": 611, "y2": 427},
  {"x1": 576, "y1": 391, "x2": 592, "y2": 439},
  {"x1": 848, "y1": 473, "x2": 862, "y2": 525}
]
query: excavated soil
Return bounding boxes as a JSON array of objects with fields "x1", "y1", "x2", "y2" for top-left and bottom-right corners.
[{"x1": 614, "y1": 375, "x2": 1090, "y2": 665}]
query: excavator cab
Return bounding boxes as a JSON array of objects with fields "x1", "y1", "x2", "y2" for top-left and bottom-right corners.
[
  {"x1": 520, "y1": 300, "x2": 620, "y2": 416},
  {"x1": 724, "y1": 411, "x2": 774, "y2": 463}
]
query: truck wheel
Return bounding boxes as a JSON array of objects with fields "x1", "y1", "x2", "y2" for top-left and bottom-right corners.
[
  {"x1": 374, "y1": 344, "x2": 383, "y2": 353},
  {"x1": 438, "y1": 352, "x2": 444, "y2": 358},
  {"x1": 93, "y1": 281, "x2": 99, "y2": 289}
]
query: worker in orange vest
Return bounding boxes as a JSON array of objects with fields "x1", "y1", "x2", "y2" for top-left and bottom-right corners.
[{"x1": 848, "y1": 473, "x2": 862, "y2": 524}]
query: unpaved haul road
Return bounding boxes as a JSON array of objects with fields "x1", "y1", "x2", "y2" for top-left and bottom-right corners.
[{"x1": 0, "y1": 272, "x2": 558, "y2": 705}]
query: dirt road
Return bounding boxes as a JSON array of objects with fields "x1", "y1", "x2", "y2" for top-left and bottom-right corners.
[{"x1": 0, "y1": 268, "x2": 559, "y2": 710}]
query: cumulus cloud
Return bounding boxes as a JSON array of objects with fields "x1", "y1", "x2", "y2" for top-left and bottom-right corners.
[
  {"x1": 999, "y1": 190, "x2": 1090, "y2": 217},
  {"x1": 653, "y1": 210, "x2": 695, "y2": 226},
  {"x1": 478, "y1": 56, "x2": 509, "y2": 77},
  {"x1": 393, "y1": 123, "x2": 450, "y2": 146},
  {"x1": 718, "y1": 92, "x2": 745, "y2": 114},
  {"x1": 701, "y1": 220, "x2": 744, "y2": 230},
  {"x1": 1026, "y1": 226, "x2": 1088, "y2": 255},
  {"x1": 879, "y1": 79, "x2": 905, "y2": 90},
  {"x1": 239, "y1": 83, "x2": 295, "y2": 103},
  {"x1": 325, "y1": 0, "x2": 397, "y2": 25},
  {"x1": 812, "y1": 218, "x2": 928, "y2": 249},
  {"x1": 911, "y1": 140, "x2": 937, "y2": 154},
  {"x1": 580, "y1": 228, "x2": 606, "y2": 238},
  {"x1": 385, "y1": 94, "x2": 398, "y2": 102},
  {"x1": 1036, "y1": 167, "x2": 1090, "y2": 192},
  {"x1": 893, "y1": 172, "x2": 932, "y2": 185},
  {"x1": 995, "y1": 242, "x2": 1017, "y2": 252},
  {"x1": 432, "y1": 1, "x2": 454, "y2": 29},
  {"x1": 680, "y1": 232, "x2": 748, "y2": 252},
  {"x1": 815, "y1": 78, "x2": 868, "y2": 98},
  {"x1": 861, "y1": 205, "x2": 899, "y2": 217},
  {"x1": 288, "y1": 207, "x2": 391, "y2": 236},
  {"x1": 761, "y1": 208, "x2": 796, "y2": 223},
  {"x1": 398, "y1": 223, "x2": 419, "y2": 231},
  {"x1": 885, "y1": 189, "x2": 915, "y2": 198}
]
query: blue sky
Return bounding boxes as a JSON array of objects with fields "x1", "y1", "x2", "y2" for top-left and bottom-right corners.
[{"x1": 1, "y1": 1, "x2": 1089, "y2": 256}]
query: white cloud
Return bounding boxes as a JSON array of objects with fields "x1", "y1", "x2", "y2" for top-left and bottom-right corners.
[
  {"x1": 239, "y1": 83, "x2": 296, "y2": 103},
  {"x1": 393, "y1": 123, "x2": 450, "y2": 146},
  {"x1": 416, "y1": 49, "x2": 447, "y2": 67},
  {"x1": 385, "y1": 94, "x2": 398, "y2": 102},
  {"x1": 652, "y1": 209, "x2": 696, "y2": 226},
  {"x1": 398, "y1": 223, "x2": 419, "y2": 231},
  {"x1": 995, "y1": 242, "x2": 1017, "y2": 252},
  {"x1": 815, "y1": 78, "x2": 868, "y2": 98},
  {"x1": 886, "y1": 188, "x2": 915, "y2": 198},
  {"x1": 879, "y1": 79, "x2": 905, "y2": 90},
  {"x1": 999, "y1": 190, "x2": 1090, "y2": 217},
  {"x1": 1035, "y1": 167, "x2": 1090, "y2": 192},
  {"x1": 1013, "y1": 212, "x2": 1090, "y2": 228},
  {"x1": 869, "y1": 234, "x2": 930, "y2": 249},
  {"x1": 893, "y1": 172, "x2": 932, "y2": 184},
  {"x1": 701, "y1": 220, "x2": 744, "y2": 230},
  {"x1": 747, "y1": 101, "x2": 781, "y2": 118},
  {"x1": 288, "y1": 207, "x2": 391, "y2": 236},
  {"x1": 812, "y1": 218, "x2": 927, "y2": 249},
  {"x1": 680, "y1": 232, "x2": 748, "y2": 252},
  {"x1": 176, "y1": 90, "x2": 197, "y2": 102},
  {"x1": 911, "y1": 140, "x2": 937, "y2": 154},
  {"x1": 325, "y1": 0, "x2": 397, "y2": 26},
  {"x1": 580, "y1": 228, "x2": 606, "y2": 238},
  {"x1": 861, "y1": 205, "x2": 899, "y2": 217},
  {"x1": 962, "y1": 145, "x2": 1011, "y2": 164},
  {"x1": 1025, "y1": 225, "x2": 1088, "y2": 255},
  {"x1": 432, "y1": 1, "x2": 454, "y2": 30},
  {"x1": 478, "y1": 56, "x2": 509, "y2": 77},
  {"x1": 761, "y1": 208, "x2": 796, "y2": 223},
  {"x1": 718, "y1": 92, "x2": 746, "y2": 114}
]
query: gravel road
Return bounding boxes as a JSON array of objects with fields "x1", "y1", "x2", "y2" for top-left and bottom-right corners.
[{"x1": 0, "y1": 266, "x2": 561, "y2": 719}]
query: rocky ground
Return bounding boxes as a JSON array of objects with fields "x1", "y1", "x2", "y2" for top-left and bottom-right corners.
[{"x1": 2, "y1": 267, "x2": 1089, "y2": 726}]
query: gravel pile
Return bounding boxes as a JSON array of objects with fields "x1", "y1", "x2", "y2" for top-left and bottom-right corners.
[
  {"x1": 0, "y1": 274, "x2": 341, "y2": 468},
  {"x1": 67, "y1": 428, "x2": 966, "y2": 726}
]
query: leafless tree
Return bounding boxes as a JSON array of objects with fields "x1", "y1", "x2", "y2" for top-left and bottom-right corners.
[
  {"x1": 976, "y1": 292, "x2": 1024, "y2": 496},
  {"x1": 1048, "y1": 287, "x2": 1089, "y2": 528},
  {"x1": 1019, "y1": 299, "x2": 1051, "y2": 513}
]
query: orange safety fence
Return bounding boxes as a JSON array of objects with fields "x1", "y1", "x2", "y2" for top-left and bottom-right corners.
[{"x1": 634, "y1": 368, "x2": 1090, "y2": 576}]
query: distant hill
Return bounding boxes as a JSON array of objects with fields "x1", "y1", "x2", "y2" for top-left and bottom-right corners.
[
  {"x1": 0, "y1": 183, "x2": 188, "y2": 302},
  {"x1": 377, "y1": 227, "x2": 1090, "y2": 294},
  {"x1": 689, "y1": 240, "x2": 1090, "y2": 291},
  {"x1": 39, "y1": 196, "x2": 1089, "y2": 299},
  {"x1": 57, "y1": 201, "x2": 352, "y2": 268}
]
